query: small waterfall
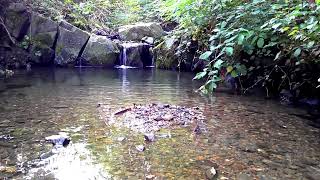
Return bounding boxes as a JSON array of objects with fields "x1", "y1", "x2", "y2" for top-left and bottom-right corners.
[
  {"x1": 115, "y1": 42, "x2": 153, "y2": 69},
  {"x1": 122, "y1": 46, "x2": 127, "y2": 66}
]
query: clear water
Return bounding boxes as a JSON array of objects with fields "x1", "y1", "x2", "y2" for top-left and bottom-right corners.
[{"x1": 0, "y1": 68, "x2": 319, "y2": 179}]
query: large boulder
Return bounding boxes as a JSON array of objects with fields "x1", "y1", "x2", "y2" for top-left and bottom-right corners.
[
  {"x1": 120, "y1": 42, "x2": 153, "y2": 68},
  {"x1": 4, "y1": 3, "x2": 30, "y2": 41},
  {"x1": 81, "y1": 34, "x2": 120, "y2": 67},
  {"x1": 55, "y1": 21, "x2": 90, "y2": 66},
  {"x1": 118, "y1": 22, "x2": 165, "y2": 41},
  {"x1": 154, "y1": 36, "x2": 179, "y2": 69},
  {"x1": 28, "y1": 13, "x2": 58, "y2": 65}
]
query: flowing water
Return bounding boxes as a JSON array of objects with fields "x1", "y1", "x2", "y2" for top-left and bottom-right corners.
[{"x1": 0, "y1": 68, "x2": 319, "y2": 179}]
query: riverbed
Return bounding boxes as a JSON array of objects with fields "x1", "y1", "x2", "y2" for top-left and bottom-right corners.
[{"x1": 0, "y1": 68, "x2": 319, "y2": 179}]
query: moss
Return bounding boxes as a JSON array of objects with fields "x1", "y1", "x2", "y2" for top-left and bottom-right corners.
[
  {"x1": 56, "y1": 44, "x2": 64, "y2": 54},
  {"x1": 32, "y1": 33, "x2": 54, "y2": 48}
]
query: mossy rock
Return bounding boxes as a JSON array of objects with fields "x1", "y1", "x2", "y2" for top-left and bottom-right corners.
[
  {"x1": 54, "y1": 21, "x2": 90, "y2": 66},
  {"x1": 81, "y1": 34, "x2": 120, "y2": 67},
  {"x1": 154, "y1": 36, "x2": 179, "y2": 70}
]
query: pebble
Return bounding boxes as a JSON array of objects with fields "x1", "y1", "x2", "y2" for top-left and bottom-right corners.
[
  {"x1": 136, "y1": 145, "x2": 145, "y2": 152},
  {"x1": 117, "y1": 137, "x2": 126, "y2": 142},
  {"x1": 205, "y1": 167, "x2": 217, "y2": 180},
  {"x1": 144, "y1": 133, "x2": 155, "y2": 142}
]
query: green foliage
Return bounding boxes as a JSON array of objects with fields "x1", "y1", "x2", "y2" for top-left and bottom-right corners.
[
  {"x1": 161, "y1": 0, "x2": 320, "y2": 94},
  {"x1": 26, "y1": 0, "x2": 160, "y2": 30}
]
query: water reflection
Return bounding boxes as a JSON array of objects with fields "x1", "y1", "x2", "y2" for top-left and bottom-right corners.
[{"x1": 0, "y1": 68, "x2": 319, "y2": 179}]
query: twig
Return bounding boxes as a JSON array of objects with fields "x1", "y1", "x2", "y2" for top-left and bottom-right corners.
[{"x1": 243, "y1": 65, "x2": 277, "y2": 94}]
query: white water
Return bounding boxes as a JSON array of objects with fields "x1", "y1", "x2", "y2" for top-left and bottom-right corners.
[{"x1": 115, "y1": 42, "x2": 148, "y2": 69}]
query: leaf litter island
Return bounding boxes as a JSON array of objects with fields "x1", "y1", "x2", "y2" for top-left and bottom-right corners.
[{"x1": 97, "y1": 103, "x2": 206, "y2": 134}]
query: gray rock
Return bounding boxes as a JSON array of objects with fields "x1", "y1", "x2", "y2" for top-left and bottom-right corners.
[
  {"x1": 45, "y1": 132, "x2": 70, "y2": 147},
  {"x1": 121, "y1": 42, "x2": 151, "y2": 68},
  {"x1": 154, "y1": 36, "x2": 179, "y2": 69},
  {"x1": 144, "y1": 133, "x2": 155, "y2": 142},
  {"x1": 4, "y1": 3, "x2": 30, "y2": 40},
  {"x1": 28, "y1": 13, "x2": 58, "y2": 48},
  {"x1": 81, "y1": 34, "x2": 120, "y2": 67},
  {"x1": 55, "y1": 21, "x2": 90, "y2": 66},
  {"x1": 142, "y1": 36, "x2": 154, "y2": 45},
  {"x1": 119, "y1": 22, "x2": 165, "y2": 41},
  {"x1": 205, "y1": 167, "x2": 217, "y2": 180},
  {"x1": 28, "y1": 13, "x2": 58, "y2": 65}
]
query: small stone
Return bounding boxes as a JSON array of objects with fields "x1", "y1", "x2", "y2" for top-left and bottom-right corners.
[
  {"x1": 146, "y1": 174, "x2": 156, "y2": 179},
  {"x1": 144, "y1": 133, "x2": 155, "y2": 142},
  {"x1": 205, "y1": 167, "x2": 217, "y2": 180},
  {"x1": 162, "y1": 113, "x2": 174, "y2": 121},
  {"x1": 117, "y1": 137, "x2": 125, "y2": 142},
  {"x1": 136, "y1": 145, "x2": 145, "y2": 152},
  {"x1": 45, "y1": 132, "x2": 70, "y2": 147}
]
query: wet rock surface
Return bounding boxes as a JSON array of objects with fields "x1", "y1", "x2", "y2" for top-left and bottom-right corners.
[{"x1": 98, "y1": 103, "x2": 206, "y2": 133}]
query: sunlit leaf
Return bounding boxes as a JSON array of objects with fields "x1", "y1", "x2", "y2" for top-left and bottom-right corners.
[
  {"x1": 199, "y1": 51, "x2": 212, "y2": 60},
  {"x1": 225, "y1": 47, "x2": 233, "y2": 56},
  {"x1": 231, "y1": 70, "x2": 238, "y2": 78},
  {"x1": 193, "y1": 71, "x2": 207, "y2": 80},
  {"x1": 293, "y1": 48, "x2": 301, "y2": 57},
  {"x1": 238, "y1": 34, "x2": 245, "y2": 45},
  {"x1": 214, "y1": 59, "x2": 224, "y2": 69},
  {"x1": 257, "y1": 38, "x2": 264, "y2": 48},
  {"x1": 227, "y1": 66, "x2": 233, "y2": 73}
]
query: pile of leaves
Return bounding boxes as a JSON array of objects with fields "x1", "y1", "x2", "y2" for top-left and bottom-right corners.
[{"x1": 97, "y1": 103, "x2": 206, "y2": 133}]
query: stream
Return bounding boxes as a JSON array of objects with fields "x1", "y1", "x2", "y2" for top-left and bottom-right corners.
[{"x1": 0, "y1": 68, "x2": 319, "y2": 179}]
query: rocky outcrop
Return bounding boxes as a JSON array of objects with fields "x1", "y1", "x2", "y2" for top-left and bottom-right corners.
[
  {"x1": 1, "y1": 3, "x2": 160, "y2": 69},
  {"x1": 119, "y1": 22, "x2": 165, "y2": 41},
  {"x1": 81, "y1": 34, "x2": 120, "y2": 67},
  {"x1": 4, "y1": 3, "x2": 30, "y2": 41},
  {"x1": 55, "y1": 21, "x2": 90, "y2": 66},
  {"x1": 155, "y1": 35, "x2": 202, "y2": 71},
  {"x1": 28, "y1": 13, "x2": 58, "y2": 65}
]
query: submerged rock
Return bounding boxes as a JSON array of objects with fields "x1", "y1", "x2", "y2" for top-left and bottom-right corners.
[
  {"x1": 144, "y1": 133, "x2": 155, "y2": 142},
  {"x1": 119, "y1": 22, "x2": 165, "y2": 41},
  {"x1": 45, "y1": 132, "x2": 70, "y2": 147},
  {"x1": 81, "y1": 34, "x2": 120, "y2": 67},
  {"x1": 55, "y1": 21, "x2": 90, "y2": 66},
  {"x1": 205, "y1": 167, "x2": 217, "y2": 180}
]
